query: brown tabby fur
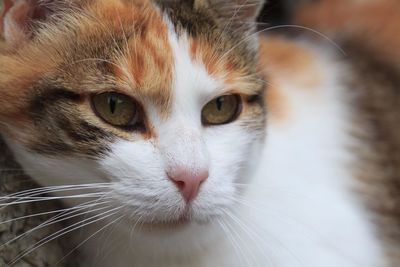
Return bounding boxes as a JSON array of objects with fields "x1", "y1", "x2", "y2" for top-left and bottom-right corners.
[
  {"x1": 296, "y1": 1, "x2": 400, "y2": 265},
  {"x1": 347, "y1": 43, "x2": 400, "y2": 267}
]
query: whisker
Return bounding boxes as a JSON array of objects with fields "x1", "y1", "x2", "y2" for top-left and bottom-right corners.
[
  {"x1": 222, "y1": 215, "x2": 256, "y2": 266},
  {"x1": 128, "y1": 213, "x2": 144, "y2": 254},
  {"x1": 78, "y1": 190, "x2": 115, "y2": 236},
  {"x1": 0, "y1": 192, "x2": 108, "y2": 207},
  {"x1": 55, "y1": 214, "x2": 125, "y2": 265},
  {"x1": 216, "y1": 218, "x2": 246, "y2": 267},
  {"x1": 0, "y1": 192, "x2": 107, "y2": 201},
  {"x1": 94, "y1": 210, "x2": 126, "y2": 262},
  {"x1": 8, "y1": 207, "x2": 122, "y2": 266},
  {"x1": 0, "y1": 188, "x2": 106, "y2": 213},
  {"x1": 232, "y1": 183, "x2": 320, "y2": 201},
  {"x1": 263, "y1": 24, "x2": 346, "y2": 55},
  {"x1": 213, "y1": 24, "x2": 346, "y2": 74},
  {"x1": 0, "y1": 203, "x2": 106, "y2": 225},
  {"x1": 35, "y1": 202, "x2": 112, "y2": 227},
  {"x1": 2, "y1": 183, "x2": 113, "y2": 199},
  {"x1": 231, "y1": 208, "x2": 305, "y2": 267},
  {"x1": 92, "y1": 209, "x2": 128, "y2": 265},
  {"x1": 1, "y1": 199, "x2": 112, "y2": 248},
  {"x1": 129, "y1": 213, "x2": 144, "y2": 237},
  {"x1": 220, "y1": 0, "x2": 253, "y2": 38},
  {"x1": 222, "y1": 209, "x2": 275, "y2": 267},
  {"x1": 229, "y1": 196, "x2": 358, "y2": 266}
]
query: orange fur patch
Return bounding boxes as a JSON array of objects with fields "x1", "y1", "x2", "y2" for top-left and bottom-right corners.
[
  {"x1": 0, "y1": 52, "x2": 57, "y2": 116},
  {"x1": 92, "y1": 0, "x2": 174, "y2": 116},
  {"x1": 259, "y1": 36, "x2": 322, "y2": 89},
  {"x1": 188, "y1": 37, "x2": 260, "y2": 96},
  {"x1": 258, "y1": 36, "x2": 322, "y2": 124},
  {"x1": 189, "y1": 38, "x2": 233, "y2": 77},
  {"x1": 265, "y1": 80, "x2": 290, "y2": 124}
]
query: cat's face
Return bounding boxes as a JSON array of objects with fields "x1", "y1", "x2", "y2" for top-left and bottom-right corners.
[{"x1": 0, "y1": 0, "x2": 265, "y2": 225}]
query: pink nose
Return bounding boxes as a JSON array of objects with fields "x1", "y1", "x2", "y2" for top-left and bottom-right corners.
[{"x1": 168, "y1": 168, "x2": 209, "y2": 203}]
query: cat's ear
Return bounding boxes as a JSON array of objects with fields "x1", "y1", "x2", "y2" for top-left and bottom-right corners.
[
  {"x1": 195, "y1": 0, "x2": 265, "y2": 31},
  {"x1": 0, "y1": 0, "x2": 57, "y2": 46}
]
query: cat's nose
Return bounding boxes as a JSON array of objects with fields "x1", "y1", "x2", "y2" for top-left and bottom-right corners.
[{"x1": 168, "y1": 167, "x2": 209, "y2": 203}]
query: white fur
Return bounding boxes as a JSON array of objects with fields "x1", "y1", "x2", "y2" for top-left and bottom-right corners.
[
  {"x1": 237, "y1": 44, "x2": 387, "y2": 267},
  {"x1": 5, "y1": 18, "x2": 388, "y2": 267}
]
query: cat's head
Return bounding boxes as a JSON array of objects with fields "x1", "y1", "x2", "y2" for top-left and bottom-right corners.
[{"x1": 0, "y1": 0, "x2": 265, "y2": 225}]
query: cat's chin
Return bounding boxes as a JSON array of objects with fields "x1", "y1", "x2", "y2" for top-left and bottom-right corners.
[
  {"x1": 129, "y1": 213, "x2": 215, "y2": 232},
  {"x1": 115, "y1": 196, "x2": 228, "y2": 231},
  {"x1": 141, "y1": 219, "x2": 194, "y2": 231}
]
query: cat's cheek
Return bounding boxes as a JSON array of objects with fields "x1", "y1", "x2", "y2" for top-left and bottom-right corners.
[
  {"x1": 204, "y1": 124, "x2": 264, "y2": 178},
  {"x1": 98, "y1": 139, "x2": 163, "y2": 181},
  {"x1": 97, "y1": 139, "x2": 184, "y2": 220},
  {"x1": 200, "y1": 124, "x2": 265, "y2": 204},
  {"x1": 2, "y1": 138, "x2": 110, "y2": 208}
]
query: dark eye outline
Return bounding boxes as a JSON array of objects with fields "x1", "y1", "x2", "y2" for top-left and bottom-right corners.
[
  {"x1": 201, "y1": 94, "x2": 243, "y2": 126},
  {"x1": 90, "y1": 92, "x2": 145, "y2": 131}
]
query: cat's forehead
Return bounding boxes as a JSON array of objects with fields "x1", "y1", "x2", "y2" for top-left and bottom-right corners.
[
  {"x1": 53, "y1": 0, "x2": 259, "y2": 101},
  {"x1": 91, "y1": 0, "x2": 259, "y2": 110},
  {"x1": 0, "y1": 0, "x2": 262, "y2": 124}
]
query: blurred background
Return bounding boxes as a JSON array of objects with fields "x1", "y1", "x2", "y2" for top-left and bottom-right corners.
[
  {"x1": 258, "y1": 0, "x2": 400, "y2": 69},
  {"x1": 259, "y1": 0, "x2": 309, "y2": 25}
]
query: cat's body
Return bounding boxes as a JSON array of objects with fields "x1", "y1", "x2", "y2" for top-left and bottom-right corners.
[{"x1": 0, "y1": 0, "x2": 399, "y2": 266}]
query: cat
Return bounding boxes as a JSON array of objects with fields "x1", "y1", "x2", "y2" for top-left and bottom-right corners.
[{"x1": 0, "y1": 0, "x2": 399, "y2": 266}]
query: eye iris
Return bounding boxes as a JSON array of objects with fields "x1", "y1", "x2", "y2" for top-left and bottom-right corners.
[
  {"x1": 92, "y1": 92, "x2": 140, "y2": 128},
  {"x1": 202, "y1": 94, "x2": 241, "y2": 125}
]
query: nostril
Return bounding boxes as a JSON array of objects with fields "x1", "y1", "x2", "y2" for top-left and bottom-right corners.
[{"x1": 173, "y1": 180, "x2": 185, "y2": 190}]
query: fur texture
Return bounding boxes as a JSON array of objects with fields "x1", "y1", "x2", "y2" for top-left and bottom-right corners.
[
  {"x1": 0, "y1": 0, "x2": 398, "y2": 266},
  {"x1": 0, "y1": 138, "x2": 80, "y2": 266}
]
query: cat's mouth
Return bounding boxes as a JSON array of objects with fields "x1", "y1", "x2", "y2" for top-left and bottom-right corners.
[
  {"x1": 148, "y1": 218, "x2": 190, "y2": 228},
  {"x1": 118, "y1": 196, "x2": 225, "y2": 230},
  {"x1": 139, "y1": 211, "x2": 193, "y2": 230},
  {"x1": 136, "y1": 207, "x2": 215, "y2": 230}
]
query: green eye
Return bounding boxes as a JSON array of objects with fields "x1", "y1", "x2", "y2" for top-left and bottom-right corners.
[
  {"x1": 202, "y1": 94, "x2": 242, "y2": 125},
  {"x1": 92, "y1": 92, "x2": 141, "y2": 128}
]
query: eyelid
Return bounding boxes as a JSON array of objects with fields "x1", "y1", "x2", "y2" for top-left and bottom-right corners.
[
  {"x1": 246, "y1": 93, "x2": 262, "y2": 103},
  {"x1": 203, "y1": 90, "x2": 241, "y2": 106}
]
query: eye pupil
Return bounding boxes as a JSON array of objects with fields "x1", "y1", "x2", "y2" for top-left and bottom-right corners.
[
  {"x1": 216, "y1": 97, "x2": 224, "y2": 111},
  {"x1": 109, "y1": 96, "x2": 117, "y2": 114}
]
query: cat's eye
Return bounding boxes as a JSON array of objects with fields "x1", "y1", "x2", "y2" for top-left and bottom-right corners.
[
  {"x1": 202, "y1": 94, "x2": 242, "y2": 125},
  {"x1": 91, "y1": 92, "x2": 141, "y2": 128}
]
